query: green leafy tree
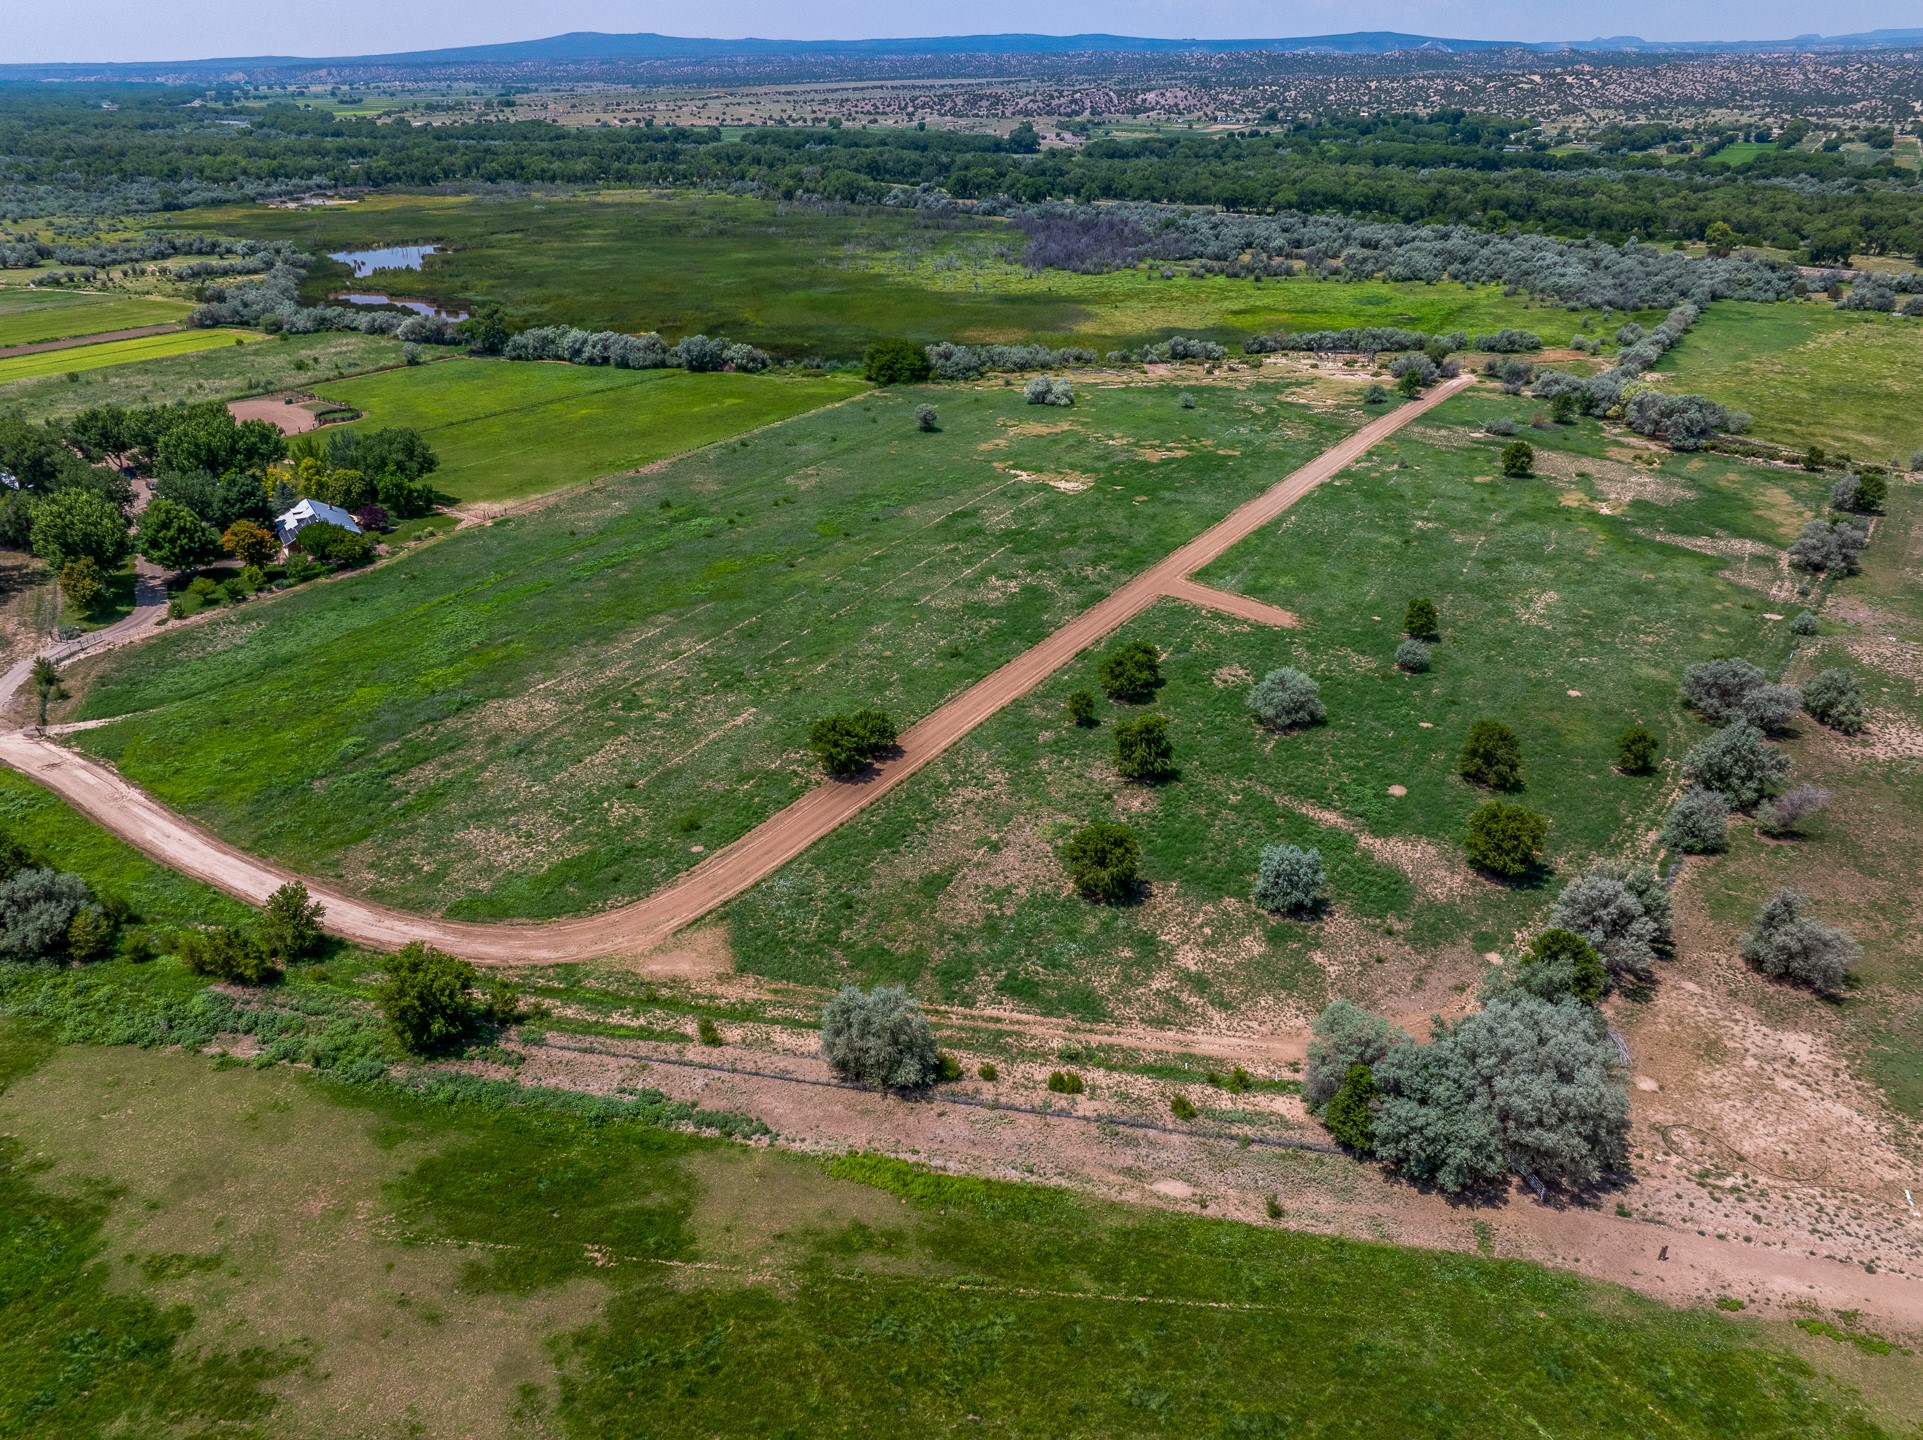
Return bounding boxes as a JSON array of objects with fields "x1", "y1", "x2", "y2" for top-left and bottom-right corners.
[
  {"x1": 221, "y1": 518, "x2": 280, "y2": 568},
  {"x1": 1098, "y1": 639, "x2": 1161, "y2": 700},
  {"x1": 1323, "y1": 1063, "x2": 1379, "y2": 1152},
  {"x1": 807, "y1": 708, "x2": 898, "y2": 775},
  {"x1": 1615, "y1": 724, "x2": 1659, "y2": 773},
  {"x1": 1510, "y1": 928, "x2": 1607, "y2": 1004},
  {"x1": 1704, "y1": 220, "x2": 1739, "y2": 256},
  {"x1": 378, "y1": 942, "x2": 477, "y2": 1054},
  {"x1": 1404, "y1": 597, "x2": 1440, "y2": 640},
  {"x1": 1067, "y1": 689, "x2": 1097, "y2": 726},
  {"x1": 1458, "y1": 719, "x2": 1524, "y2": 789},
  {"x1": 1396, "y1": 368, "x2": 1423, "y2": 398},
  {"x1": 1114, "y1": 713, "x2": 1173, "y2": 780},
  {"x1": 1062, "y1": 822, "x2": 1140, "y2": 902},
  {"x1": 293, "y1": 521, "x2": 373, "y2": 566},
  {"x1": 58, "y1": 556, "x2": 104, "y2": 613},
  {"x1": 862, "y1": 338, "x2": 933, "y2": 385},
  {"x1": 30, "y1": 488, "x2": 130, "y2": 569},
  {"x1": 1500, "y1": 440, "x2": 1535, "y2": 476},
  {"x1": 457, "y1": 304, "x2": 511, "y2": 355},
  {"x1": 1463, "y1": 801, "x2": 1549, "y2": 878},
  {"x1": 136, "y1": 497, "x2": 223, "y2": 572},
  {"x1": 28, "y1": 657, "x2": 64, "y2": 727},
  {"x1": 1306, "y1": 999, "x2": 1408, "y2": 1109},
  {"x1": 177, "y1": 926, "x2": 279, "y2": 985},
  {"x1": 819, "y1": 985, "x2": 941, "y2": 1087},
  {"x1": 259, "y1": 881, "x2": 325, "y2": 962}
]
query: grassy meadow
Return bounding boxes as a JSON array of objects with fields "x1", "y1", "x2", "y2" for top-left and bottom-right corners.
[
  {"x1": 167, "y1": 191, "x2": 1632, "y2": 356},
  {"x1": 0, "y1": 327, "x2": 262, "y2": 385},
  {"x1": 0, "y1": 330, "x2": 408, "y2": 421},
  {"x1": 0, "y1": 1023, "x2": 1890, "y2": 1440},
  {"x1": 63, "y1": 378, "x2": 1366, "y2": 921},
  {"x1": 1653, "y1": 302, "x2": 1923, "y2": 463},
  {"x1": 315, "y1": 358, "x2": 866, "y2": 505},
  {"x1": 726, "y1": 388, "x2": 1834, "y2": 1021},
  {"x1": 0, "y1": 289, "x2": 190, "y2": 348}
]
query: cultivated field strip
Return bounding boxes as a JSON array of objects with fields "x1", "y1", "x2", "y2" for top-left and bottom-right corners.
[{"x1": 0, "y1": 376, "x2": 1470, "y2": 962}]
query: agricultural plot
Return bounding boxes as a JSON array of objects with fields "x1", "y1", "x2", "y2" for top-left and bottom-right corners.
[
  {"x1": 729, "y1": 390, "x2": 1833, "y2": 1023},
  {"x1": 0, "y1": 1030, "x2": 1878, "y2": 1440},
  {"x1": 0, "y1": 289, "x2": 190, "y2": 348},
  {"x1": 171, "y1": 192, "x2": 1626, "y2": 356},
  {"x1": 0, "y1": 330, "x2": 406, "y2": 421},
  {"x1": 1653, "y1": 302, "x2": 1923, "y2": 463},
  {"x1": 64, "y1": 380, "x2": 1365, "y2": 921},
  {"x1": 314, "y1": 358, "x2": 866, "y2": 505},
  {"x1": 0, "y1": 327, "x2": 260, "y2": 385}
]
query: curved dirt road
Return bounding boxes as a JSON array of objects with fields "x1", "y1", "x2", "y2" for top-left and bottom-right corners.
[{"x1": 0, "y1": 376, "x2": 1471, "y2": 961}]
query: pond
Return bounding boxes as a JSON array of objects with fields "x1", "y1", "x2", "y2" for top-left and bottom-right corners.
[
  {"x1": 328, "y1": 244, "x2": 438, "y2": 277},
  {"x1": 332, "y1": 292, "x2": 469, "y2": 321}
]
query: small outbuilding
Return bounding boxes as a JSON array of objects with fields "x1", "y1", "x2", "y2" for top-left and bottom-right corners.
[{"x1": 274, "y1": 498, "x2": 362, "y2": 548}]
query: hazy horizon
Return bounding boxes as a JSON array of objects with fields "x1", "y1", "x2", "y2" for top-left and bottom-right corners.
[{"x1": 5, "y1": 2, "x2": 1920, "y2": 67}]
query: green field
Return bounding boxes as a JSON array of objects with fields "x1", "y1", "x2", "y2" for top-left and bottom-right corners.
[
  {"x1": 1653, "y1": 302, "x2": 1923, "y2": 462},
  {"x1": 0, "y1": 1023, "x2": 1888, "y2": 1439},
  {"x1": 0, "y1": 330, "x2": 406, "y2": 420},
  {"x1": 0, "y1": 289, "x2": 190, "y2": 348},
  {"x1": 64, "y1": 379, "x2": 1365, "y2": 921},
  {"x1": 167, "y1": 192, "x2": 1633, "y2": 356},
  {"x1": 315, "y1": 358, "x2": 866, "y2": 505},
  {"x1": 726, "y1": 390, "x2": 1832, "y2": 1020},
  {"x1": 0, "y1": 327, "x2": 261, "y2": 385}
]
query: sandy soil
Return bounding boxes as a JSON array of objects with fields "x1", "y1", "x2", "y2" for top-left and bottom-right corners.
[
  {"x1": 0, "y1": 375, "x2": 1473, "y2": 964},
  {"x1": 227, "y1": 392, "x2": 329, "y2": 436}
]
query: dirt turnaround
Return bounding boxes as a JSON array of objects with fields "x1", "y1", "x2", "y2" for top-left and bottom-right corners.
[{"x1": 0, "y1": 375, "x2": 1472, "y2": 962}]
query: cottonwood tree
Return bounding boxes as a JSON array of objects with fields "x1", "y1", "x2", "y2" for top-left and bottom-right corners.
[
  {"x1": 136, "y1": 498, "x2": 223, "y2": 572},
  {"x1": 1547, "y1": 862, "x2": 1667, "y2": 983}
]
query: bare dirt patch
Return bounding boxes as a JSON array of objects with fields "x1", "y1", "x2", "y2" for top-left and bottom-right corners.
[
  {"x1": 1531, "y1": 447, "x2": 1690, "y2": 507},
  {"x1": 1634, "y1": 529, "x2": 1800, "y2": 602}
]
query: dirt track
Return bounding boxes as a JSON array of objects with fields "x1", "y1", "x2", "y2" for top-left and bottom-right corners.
[{"x1": 0, "y1": 376, "x2": 1471, "y2": 963}]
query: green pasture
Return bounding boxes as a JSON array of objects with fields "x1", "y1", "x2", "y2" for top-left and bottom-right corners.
[
  {"x1": 315, "y1": 358, "x2": 866, "y2": 505},
  {"x1": 64, "y1": 380, "x2": 1364, "y2": 921},
  {"x1": 1652, "y1": 302, "x2": 1923, "y2": 463},
  {"x1": 0, "y1": 290, "x2": 190, "y2": 348},
  {"x1": 0, "y1": 327, "x2": 260, "y2": 385},
  {"x1": 167, "y1": 192, "x2": 1627, "y2": 356},
  {"x1": 0, "y1": 1028, "x2": 1885, "y2": 1439},
  {"x1": 729, "y1": 390, "x2": 1830, "y2": 1021},
  {"x1": 0, "y1": 330, "x2": 406, "y2": 420}
]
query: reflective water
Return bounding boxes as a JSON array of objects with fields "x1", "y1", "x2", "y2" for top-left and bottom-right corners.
[
  {"x1": 328, "y1": 244, "x2": 438, "y2": 276},
  {"x1": 334, "y1": 292, "x2": 469, "y2": 321}
]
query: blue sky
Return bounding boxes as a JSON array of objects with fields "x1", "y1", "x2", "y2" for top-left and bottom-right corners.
[{"x1": 6, "y1": 1, "x2": 1915, "y2": 64}]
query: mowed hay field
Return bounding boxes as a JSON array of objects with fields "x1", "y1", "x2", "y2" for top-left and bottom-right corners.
[
  {"x1": 0, "y1": 1028, "x2": 1885, "y2": 1440},
  {"x1": 0, "y1": 326, "x2": 261, "y2": 384},
  {"x1": 63, "y1": 378, "x2": 1365, "y2": 920},
  {"x1": 1653, "y1": 302, "x2": 1923, "y2": 463},
  {"x1": 728, "y1": 389, "x2": 1834, "y2": 1024},
  {"x1": 315, "y1": 358, "x2": 866, "y2": 505},
  {"x1": 169, "y1": 191, "x2": 1629, "y2": 355},
  {"x1": 0, "y1": 288, "x2": 190, "y2": 347}
]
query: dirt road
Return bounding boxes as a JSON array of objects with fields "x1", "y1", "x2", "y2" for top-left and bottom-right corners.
[
  {"x1": 0, "y1": 376, "x2": 1471, "y2": 962},
  {"x1": 0, "y1": 324, "x2": 181, "y2": 360}
]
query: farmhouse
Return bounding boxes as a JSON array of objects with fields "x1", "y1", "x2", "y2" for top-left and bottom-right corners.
[{"x1": 274, "y1": 498, "x2": 362, "y2": 547}]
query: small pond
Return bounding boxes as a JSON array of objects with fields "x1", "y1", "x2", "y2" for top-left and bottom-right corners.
[
  {"x1": 328, "y1": 244, "x2": 438, "y2": 276},
  {"x1": 333, "y1": 292, "x2": 469, "y2": 321}
]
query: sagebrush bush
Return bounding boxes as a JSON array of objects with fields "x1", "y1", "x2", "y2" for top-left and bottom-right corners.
[
  {"x1": 1247, "y1": 666, "x2": 1325, "y2": 729},
  {"x1": 1394, "y1": 638, "x2": 1430, "y2": 672},
  {"x1": 820, "y1": 985, "x2": 942, "y2": 1088},
  {"x1": 1790, "y1": 610, "x2": 1819, "y2": 637},
  {"x1": 1252, "y1": 844, "x2": 1325, "y2": 914},
  {"x1": 1757, "y1": 783, "x2": 1830, "y2": 835},
  {"x1": 1682, "y1": 722, "x2": 1790, "y2": 809},
  {"x1": 1681, "y1": 657, "x2": 1766, "y2": 724},
  {"x1": 1740, "y1": 891, "x2": 1857, "y2": 993},
  {"x1": 1802, "y1": 667, "x2": 1865, "y2": 734},
  {"x1": 1660, "y1": 786, "x2": 1729, "y2": 853}
]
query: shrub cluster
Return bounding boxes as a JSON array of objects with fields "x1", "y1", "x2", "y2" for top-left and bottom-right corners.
[
  {"x1": 1740, "y1": 891, "x2": 1857, "y2": 994},
  {"x1": 1247, "y1": 667, "x2": 1325, "y2": 729},
  {"x1": 819, "y1": 984, "x2": 942, "y2": 1088}
]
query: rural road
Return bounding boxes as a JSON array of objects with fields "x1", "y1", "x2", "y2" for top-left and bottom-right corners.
[{"x1": 0, "y1": 375, "x2": 1472, "y2": 961}]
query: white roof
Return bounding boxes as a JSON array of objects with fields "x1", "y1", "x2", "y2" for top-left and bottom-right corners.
[{"x1": 275, "y1": 498, "x2": 361, "y2": 534}]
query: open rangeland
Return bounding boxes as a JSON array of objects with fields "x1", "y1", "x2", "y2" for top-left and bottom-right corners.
[
  {"x1": 312, "y1": 357, "x2": 867, "y2": 505},
  {"x1": 56, "y1": 376, "x2": 1368, "y2": 921}
]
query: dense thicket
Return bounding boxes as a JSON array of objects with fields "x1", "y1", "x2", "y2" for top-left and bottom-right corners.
[{"x1": 5, "y1": 89, "x2": 1922, "y2": 259}]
